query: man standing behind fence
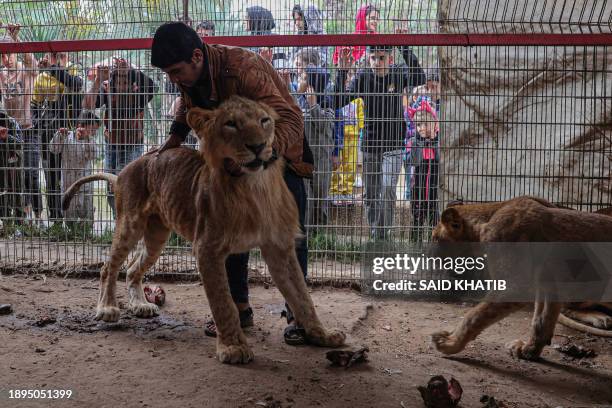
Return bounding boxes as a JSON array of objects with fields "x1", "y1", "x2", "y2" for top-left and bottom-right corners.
[
  {"x1": 32, "y1": 51, "x2": 83, "y2": 226},
  {"x1": 335, "y1": 45, "x2": 425, "y2": 240},
  {"x1": 82, "y1": 58, "x2": 157, "y2": 218}
]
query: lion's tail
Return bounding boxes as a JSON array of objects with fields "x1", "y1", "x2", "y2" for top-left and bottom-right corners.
[
  {"x1": 558, "y1": 313, "x2": 612, "y2": 337},
  {"x1": 62, "y1": 173, "x2": 118, "y2": 213}
]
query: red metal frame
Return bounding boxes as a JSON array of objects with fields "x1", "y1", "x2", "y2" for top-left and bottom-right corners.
[{"x1": 1, "y1": 34, "x2": 612, "y2": 53}]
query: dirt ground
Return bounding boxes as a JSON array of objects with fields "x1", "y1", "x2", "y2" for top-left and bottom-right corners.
[{"x1": 1, "y1": 274, "x2": 611, "y2": 408}]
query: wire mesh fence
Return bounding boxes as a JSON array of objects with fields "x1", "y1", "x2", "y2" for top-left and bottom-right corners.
[
  {"x1": 0, "y1": 0, "x2": 611, "y2": 284},
  {"x1": 1, "y1": 0, "x2": 439, "y2": 40},
  {"x1": 2, "y1": 0, "x2": 610, "y2": 42}
]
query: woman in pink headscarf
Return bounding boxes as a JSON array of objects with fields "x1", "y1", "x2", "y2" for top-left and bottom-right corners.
[{"x1": 333, "y1": 4, "x2": 379, "y2": 67}]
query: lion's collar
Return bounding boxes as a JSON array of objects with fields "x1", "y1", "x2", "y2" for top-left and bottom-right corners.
[{"x1": 223, "y1": 149, "x2": 279, "y2": 178}]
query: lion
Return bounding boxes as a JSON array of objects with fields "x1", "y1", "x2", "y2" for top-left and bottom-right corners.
[
  {"x1": 430, "y1": 196, "x2": 612, "y2": 360},
  {"x1": 62, "y1": 96, "x2": 346, "y2": 364},
  {"x1": 433, "y1": 199, "x2": 612, "y2": 336}
]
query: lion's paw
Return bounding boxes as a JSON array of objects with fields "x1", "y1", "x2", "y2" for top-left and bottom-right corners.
[
  {"x1": 216, "y1": 342, "x2": 254, "y2": 364},
  {"x1": 506, "y1": 339, "x2": 540, "y2": 361},
  {"x1": 306, "y1": 327, "x2": 346, "y2": 348},
  {"x1": 592, "y1": 314, "x2": 612, "y2": 329},
  {"x1": 95, "y1": 306, "x2": 120, "y2": 322},
  {"x1": 324, "y1": 329, "x2": 347, "y2": 348},
  {"x1": 431, "y1": 330, "x2": 465, "y2": 355},
  {"x1": 129, "y1": 301, "x2": 159, "y2": 318}
]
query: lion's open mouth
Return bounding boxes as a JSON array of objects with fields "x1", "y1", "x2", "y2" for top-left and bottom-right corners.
[
  {"x1": 223, "y1": 158, "x2": 264, "y2": 176},
  {"x1": 244, "y1": 158, "x2": 263, "y2": 169}
]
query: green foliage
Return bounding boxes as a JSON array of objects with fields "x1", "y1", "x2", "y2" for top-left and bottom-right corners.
[
  {"x1": 3, "y1": 0, "x2": 225, "y2": 41},
  {"x1": 307, "y1": 232, "x2": 363, "y2": 263},
  {"x1": 167, "y1": 232, "x2": 190, "y2": 248},
  {"x1": 91, "y1": 227, "x2": 115, "y2": 245},
  {"x1": 44, "y1": 220, "x2": 98, "y2": 242},
  {"x1": 0, "y1": 220, "x2": 41, "y2": 238}
]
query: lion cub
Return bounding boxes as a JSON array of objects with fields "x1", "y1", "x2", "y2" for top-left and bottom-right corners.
[
  {"x1": 430, "y1": 196, "x2": 612, "y2": 360},
  {"x1": 63, "y1": 96, "x2": 345, "y2": 364}
]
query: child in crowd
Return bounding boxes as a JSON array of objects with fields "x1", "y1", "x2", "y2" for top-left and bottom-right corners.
[
  {"x1": 330, "y1": 93, "x2": 364, "y2": 206},
  {"x1": 407, "y1": 97, "x2": 440, "y2": 240},
  {"x1": 404, "y1": 69, "x2": 440, "y2": 201},
  {"x1": 49, "y1": 111, "x2": 100, "y2": 234}
]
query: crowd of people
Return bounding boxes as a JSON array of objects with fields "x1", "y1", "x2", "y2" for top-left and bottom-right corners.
[
  {"x1": 0, "y1": 24, "x2": 157, "y2": 236},
  {"x1": 0, "y1": 4, "x2": 441, "y2": 241}
]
